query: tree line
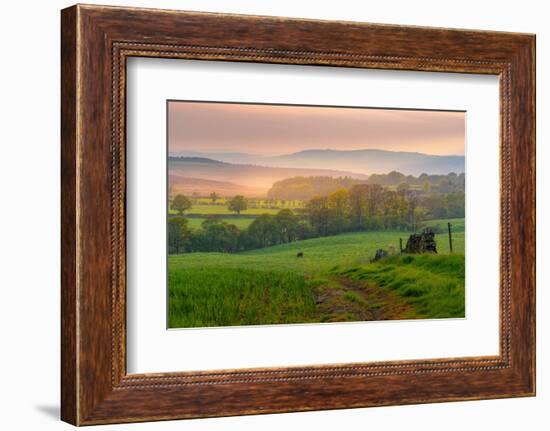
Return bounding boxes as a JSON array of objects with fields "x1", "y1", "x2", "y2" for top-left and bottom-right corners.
[
  {"x1": 168, "y1": 182, "x2": 464, "y2": 254},
  {"x1": 303, "y1": 184, "x2": 463, "y2": 235},
  {"x1": 171, "y1": 194, "x2": 248, "y2": 215},
  {"x1": 168, "y1": 209, "x2": 308, "y2": 254},
  {"x1": 267, "y1": 171, "x2": 465, "y2": 201},
  {"x1": 267, "y1": 176, "x2": 364, "y2": 201}
]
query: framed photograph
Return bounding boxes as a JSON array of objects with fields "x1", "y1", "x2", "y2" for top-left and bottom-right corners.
[
  {"x1": 61, "y1": 4, "x2": 535, "y2": 425},
  {"x1": 164, "y1": 101, "x2": 466, "y2": 329}
]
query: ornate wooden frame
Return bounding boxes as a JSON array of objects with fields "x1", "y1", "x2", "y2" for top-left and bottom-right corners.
[{"x1": 61, "y1": 4, "x2": 535, "y2": 425}]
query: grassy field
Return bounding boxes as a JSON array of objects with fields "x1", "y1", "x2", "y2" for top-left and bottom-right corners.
[
  {"x1": 169, "y1": 199, "x2": 304, "y2": 216},
  {"x1": 168, "y1": 219, "x2": 465, "y2": 328},
  {"x1": 333, "y1": 253, "x2": 465, "y2": 319},
  {"x1": 185, "y1": 205, "x2": 282, "y2": 216},
  {"x1": 169, "y1": 268, "x2": 316, "y2": 327},
  {"x1": 421, "y1": 217, "x2": 465, "y2": 252},
  {"x1": 170, "y1": 205, "x2": 282, "y2": 216},
  {"x1": 422, "y1": 217, "x2": 465, "y2": 232},
  {"x1": 184, "y1": 197, "x2": 304, "y2": 206},
  {"x1": 172, "y1": 201, "x2": 303, "y2": 229}
]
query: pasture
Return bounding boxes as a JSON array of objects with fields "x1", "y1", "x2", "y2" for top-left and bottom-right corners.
[
  {"x1": 333, "y1": 253, "x2": 465, "y2": 319},
  {"x1": 170, "y1": 198, "x2": 306, "y2": 229},
  {"x1": 186, "y1": 204, "x2": 281, "y2": 215},
  {"x1": 168, "y1": 198, "x2": 305, "y2": 216},
  {"x1": 168, "y1": 219, "x2": 466, "y2": 328}
]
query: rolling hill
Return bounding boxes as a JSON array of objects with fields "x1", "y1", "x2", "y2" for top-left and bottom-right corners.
[
  {"x1": 168, "y1": 156, "x2": 368, "y2": 197},
  {"x1": 168, "y1": 221, "x2": 465, "y2": 327},
  {"x1": 169, "y1": 175, "x2": 265, "y2": 197},
  {"x1": 175, "y1": 149, "x2": 465, "y2": 176}
]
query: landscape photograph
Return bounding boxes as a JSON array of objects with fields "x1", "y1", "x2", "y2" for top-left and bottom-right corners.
[{"x1": 167, "y1": 101, "x2": 466, "y2": 329}]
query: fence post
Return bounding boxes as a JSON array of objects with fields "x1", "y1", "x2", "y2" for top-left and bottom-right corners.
[{"x1": 447, "y1": 222, "x2": 453, "y2": 253}]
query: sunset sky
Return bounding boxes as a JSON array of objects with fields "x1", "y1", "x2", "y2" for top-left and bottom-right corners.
[{"x1": 168, "y1": 101, "x2": 465, "y2": 156}]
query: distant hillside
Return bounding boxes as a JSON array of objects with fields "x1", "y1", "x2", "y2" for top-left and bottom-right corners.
[
  {"x1": 267, "y1": 171, "x2": 465, "y2": 201},
  {"x1": 174, "y1": 149, "x2": 464, "y2": 176},
  {"x1": 366, "y1": 171, "x2": 465, "y2": 192},
  {"x1": 169, "y1": 175, "x2": 264, "y2": 198},
  {"x1": 173, "y1": 156, "x2": 225, "y2": 164},
  {"x1": 267, "y1": 176, "x2": 366, "y2": 201},
  {"x1": 168, "y1": 156, "x2": 368, "y2": 197},
  {"x1": 271, "y1": 149, "x2": 464, "y2": 176}
]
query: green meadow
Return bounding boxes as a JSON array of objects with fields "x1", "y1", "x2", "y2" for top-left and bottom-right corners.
[
  {"x1": 186, "y1": 205, "x2": 281, "y2": 215},
  {"x1": 168, "y1": 219, "x2": 465, "y2": 328},
  {"x1": 333, "y1": 253, "x2": 465, "y2": 319},
  {"x1": 168, "y1": 199, "x2": 304, "y2": 216}
]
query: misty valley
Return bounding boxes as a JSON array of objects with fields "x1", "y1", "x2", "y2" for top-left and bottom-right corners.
[{"x1": 167, "y1": 150, "x2": 465, "y2": 328}]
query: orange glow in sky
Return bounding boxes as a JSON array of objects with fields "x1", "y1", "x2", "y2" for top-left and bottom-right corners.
[{"x1": 168, "y1": 101, "x2": 465, "y2": 156}]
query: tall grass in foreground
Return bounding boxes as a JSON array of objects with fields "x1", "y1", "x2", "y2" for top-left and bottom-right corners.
[
  {"x1": 333, "y1": 253, "x2": 465, "y2": 319},
  {"x1": 168, "y1": 267, "x2": 316, "y2": 328},
  {"x1": 168, "y1": 221, "x2": 466, "y2": 327}
]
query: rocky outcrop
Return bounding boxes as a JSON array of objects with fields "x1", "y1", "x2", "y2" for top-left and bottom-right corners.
[{"x1": 404, "y1": 228, "x2": 437, "y2": 254}]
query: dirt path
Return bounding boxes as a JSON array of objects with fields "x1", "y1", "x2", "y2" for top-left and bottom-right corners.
[{"x1": 312, "y1": 276, "x2": 415, "y2": 322}]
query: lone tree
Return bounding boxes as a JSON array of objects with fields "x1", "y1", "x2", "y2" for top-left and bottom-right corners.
[
  {"x1": 209, "y1": 192, "x2": 220, "y2": 203},
  {"x1": 227, "y1": 195, "x2": 248, "y2": 215},
  {"x1": 171, "y1": 194, "x2": 192, "y2": 215}
]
